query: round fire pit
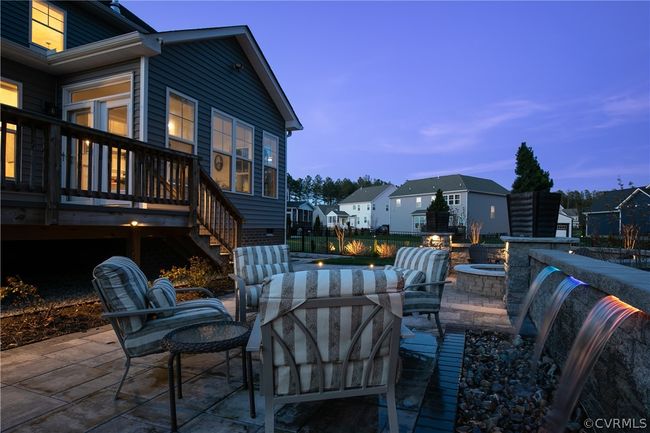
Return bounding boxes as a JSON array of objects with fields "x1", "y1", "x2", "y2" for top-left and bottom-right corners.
[{"x1": 454, "y1": 264, "x2": 506, "y2": 297}]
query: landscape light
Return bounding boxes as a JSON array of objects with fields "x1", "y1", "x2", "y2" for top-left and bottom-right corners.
[{"x1": 130, "y1": 220, "x2": 139, "y2": 227}]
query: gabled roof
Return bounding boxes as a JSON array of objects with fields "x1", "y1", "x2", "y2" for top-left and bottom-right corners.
[
  {"x1": 586, "y1": 186, "x2": 650, "y2": 213},
  {"x1": 328, "y1": 210, "x2": 349, "y2": 216},
  {"x1": 315, "y1": 205, "x2": 338, "y2": 214},
  {"x1": 153, "y1": 26, "x2": 302, "y2": 131},
  {"x1": 390, "y1": 174, "x2": 508, "y2": 197},
  {"x1": 287, "y1": 201, "x2": 313, "y2": 209},
  {"x1": 563, "y1": 208, "x2": 579, "y2": 218},
  {"x1": 339, "y1": 184, "x2": 395, "y2": 204}
]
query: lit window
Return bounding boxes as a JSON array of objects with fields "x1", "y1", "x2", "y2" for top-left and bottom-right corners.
[
  {"x1": 167, "y1": 90, "x2": 196, "y2": 154},
  {"x1": 31, "y1": 0, "x2": 64, "y2": 52},
  {"x1": 1, "y1": 79, "x2": 20, "y2": 180},
  {"x1": 396, "y1": 198, "x2": 401, "y2": 207},
  {"x1": 263, "y1": 132, "x2": 278, "y2": 198},
  {"x1": 235, "y1": 123, "x2": 253, "y2": 193},
  {"x1": 212, "y1": 112, "x2": 233, "y2": 190},
  {"x1": 490, "y1": 205, "x2": 496, "y2": 220},
  {"x1": 416, "y1": 197, "x2": 422, "y2": 208}
]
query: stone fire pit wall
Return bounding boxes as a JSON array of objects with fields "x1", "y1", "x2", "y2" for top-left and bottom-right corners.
[{"x1": 528, "y1": 249, "x2": 650, "y2": 421}]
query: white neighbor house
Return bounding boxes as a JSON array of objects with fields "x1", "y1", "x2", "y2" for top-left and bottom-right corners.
[
  {"x1": 389, "y1": 175, "x2": 509, "y2": 233},
  {"x1": 338, "y1": 185, "x2": 397, "y2": 229},
  {"x1": 313, "y1": 205, "x2": 338, "y2": 228}
]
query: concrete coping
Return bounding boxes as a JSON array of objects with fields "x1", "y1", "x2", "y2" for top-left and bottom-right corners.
[
  {"x1": 529, "y1": 248, "x2": 650, "y2": 314},
  {"x1": 501, "y1": 236, "x2": 579, "y2": 244},
  {"x1": 454, "y1": 264, "x2": 505, "y2": 277},
  {"x1": 451, "y1": 243, "x2": 504, "y2": 249}
]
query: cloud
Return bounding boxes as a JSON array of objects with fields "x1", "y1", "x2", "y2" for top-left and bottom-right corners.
[
  {"x1": 398, "y1": 99, "x2": 548, "y2": 155},
  {"x1": 411, "y1": 158, "x2": 514, "y2": 178}
]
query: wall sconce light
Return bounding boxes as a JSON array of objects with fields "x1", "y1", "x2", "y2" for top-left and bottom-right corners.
[{"x1": 233, "y1": 63, "x2": 243, "y2": 72}]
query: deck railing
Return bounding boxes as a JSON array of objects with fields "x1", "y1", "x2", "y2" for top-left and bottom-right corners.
[{"x1": 1, "y1": 105, "x2": 242, "y2": 251}]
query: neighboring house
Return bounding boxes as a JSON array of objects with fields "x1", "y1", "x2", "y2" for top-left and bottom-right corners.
[
  {"x1": 326, "y1": 210, "x2": 351, "y2": 227},
  {"x1": 389, "y1": 174, "x2": 509, "y2": 233},
  {"x1": 312, "y1": 204, "x2": 338, "y2": 227},
  {"x1": 286, "y1": 201, "x2": 313, "y2": 231},
  {"x1": 584, "y1": 186, "x2": 650, "y2": 236},
  {"x1": 563, "y1": 208, "x2": 580, "y2": 229},
  {"x1": 338, "y1": 184, "x2": 397, "y2": 229},
  {"x1": 0, "y1": 0, "x2": 302, "y2": 268},
  {"x1": 556, "y1": 206, "x2": 574, "y2": 238}
]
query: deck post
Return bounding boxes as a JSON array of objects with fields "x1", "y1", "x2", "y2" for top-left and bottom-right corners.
[
  {"x1": 127, "y1": 227, "x2": 142, "y2": 266},
  {"x1": 188, "y1": 158, "x2": 199, "y2": 227},
  {"x1": 45, "y1": 124, "x2": 61, "y2": 225}
]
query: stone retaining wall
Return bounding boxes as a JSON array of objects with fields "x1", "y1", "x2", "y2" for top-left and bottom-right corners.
[
  {"x1": 450, "y1": 243, "x2": 505, "y2": 269},
  {"x1": 528, "y1": 249, "x2": 650, "y2": 421}
]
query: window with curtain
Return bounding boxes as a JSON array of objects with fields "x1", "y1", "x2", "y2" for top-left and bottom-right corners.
[
  {"x1": 263, "y1": 132, "x2": 278, "y2": 198},
  {"x1": 235, "y1": 123, "x2": 253, "y2": 193},
  {"x1": 31, "y1": 0, "x2": 64, "y2": 52}
]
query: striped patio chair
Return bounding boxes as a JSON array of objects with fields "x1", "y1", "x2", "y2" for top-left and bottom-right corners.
[
  {"x1": 229, "y1": 244, "x2": 292, "y2": 322},
  {"x1": 92, "y1": 256, "x2": 231, "y2": 399},
  {"x1": 254, "y1": 269, "x2": 405, "y2": 433},
  {"x1": 385, "y1": 247, "x2": 450, "y2": 338}
]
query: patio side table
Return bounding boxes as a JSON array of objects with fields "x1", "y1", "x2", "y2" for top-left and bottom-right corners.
[{"x1": 161, "y1": 320, "x2": 251, "y2": 432}]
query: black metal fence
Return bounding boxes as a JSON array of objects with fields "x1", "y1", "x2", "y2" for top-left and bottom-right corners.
[{"x1": 287, "y1": 227, "x2": 507, "y2": 255}]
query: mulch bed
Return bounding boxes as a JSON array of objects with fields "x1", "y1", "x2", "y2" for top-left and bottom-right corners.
[{"x1": 1, "y1": 301, "x2": 107, "y2": 351}]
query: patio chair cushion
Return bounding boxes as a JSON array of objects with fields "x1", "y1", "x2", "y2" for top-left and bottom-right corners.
[
  {"x1": 259, "y1": 269, "x2": 404, "y2": 395},
  {"x1": 393, "y1": 247, "x2": 449, "y2": 288},
  {"x1": 383, "y1": 266, "x2": 426, "y2": 287},
  {"x1": 403, "y1": 291, "x2": 441, "y2": 315},
  {"x1": 244, "y1": 284, "x2": 263, "y2": 308},
  {"x1": 93, "y1": 256, "x2": 150, "y2": 334},
  {"x1": 233, "y1": 244, "x2": 292, "y2": 285},
  {"x1": 124, "y1": 301, "x2": 231, "y2": 357},
  {"x1": 146, "y1": 278, "x2": 176, "y2": 318}
]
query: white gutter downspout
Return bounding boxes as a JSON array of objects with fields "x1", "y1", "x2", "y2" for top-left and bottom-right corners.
[{"x1": 139, "y1": 56, "x2": 148, "y2": 142}]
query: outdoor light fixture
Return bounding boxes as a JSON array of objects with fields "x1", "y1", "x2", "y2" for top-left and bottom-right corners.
[
  {"x1": 233, "y1": 63, "x2": 243, "y2": 72},
  {"x1": 130, "y1": 220, "x2": 139, "y2": 227},
  {"x1": 369, "y1": 264, "x2": 375, "y2": 269},
  {"x1": 318, "y1": 261, "x2": 323, "y2": 267}
]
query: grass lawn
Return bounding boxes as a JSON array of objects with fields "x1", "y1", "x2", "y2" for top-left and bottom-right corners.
[{"x1": 312, "y1": 257, "x2": 395, "y2": 266}]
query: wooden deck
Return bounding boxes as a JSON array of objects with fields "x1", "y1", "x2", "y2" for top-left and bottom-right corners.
[{"x1": 1, "y1": 105, "x2": 243, "y2": 268}]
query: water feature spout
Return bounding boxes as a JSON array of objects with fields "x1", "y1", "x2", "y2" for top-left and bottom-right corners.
[
  {"x1": 530, "y1": 276, "x2": 586, "y2": 372},
  {"x1": 542, "y1": 295, "x2": 640, "y2": 433},
  {"x1": 514, "y1": 266, "x2": 560, "y2": 335}
]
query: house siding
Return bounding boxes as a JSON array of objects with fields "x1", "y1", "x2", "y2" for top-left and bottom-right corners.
[
  {"x1": 465, "y1": 192, "x2": 509, "y2": 234},
  {"x1": 147, "y1": 38, "x2": 287, "y2": 230},
  {"x1": 1, "y1": 1, "x2": 127, "y2": 50},
  {"x1": 389, "y1": 191, "x2": 468, "y2": 232},
  {"x1": 1, "y1": 58, "x2": 56, "y2": 114}
]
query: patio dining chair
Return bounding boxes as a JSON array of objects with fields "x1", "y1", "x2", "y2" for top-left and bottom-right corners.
[
  {"x1": 385, "y1": 247, "x2": 451, "y2": 338},
  {"x1": 229, "y1": 244, "x2": 292, "y2": 322},
  {"x1": 92, "y1": 256, "x2": 232, "y2": 399},
  {"x1": 251, "y1": 268, "x2": 405, "y2": 433}
]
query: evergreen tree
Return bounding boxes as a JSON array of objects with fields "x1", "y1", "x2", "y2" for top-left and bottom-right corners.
[
  {"x1": 511, "y1": 142, "x2": 554, "y2": 193},
  {"x1": 428, "y1": 189, "x2": 449, "y2": 212}
]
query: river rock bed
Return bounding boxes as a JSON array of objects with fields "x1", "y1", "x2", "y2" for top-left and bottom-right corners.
[{"x1": 456, "y1": 330, "x2": 590, "y2": 433}]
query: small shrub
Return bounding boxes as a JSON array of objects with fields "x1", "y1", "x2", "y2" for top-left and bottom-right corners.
[
  {"x1": 344, "y1": 240, "x2": 368, "y2": 256},
  {"x1": 0, "y1": 276, "x2": 43, "y2": 309},
  {"x1": 160, "y1": 256, "x2": 221, "y2": 289},
  {"x1": 622, "y1": 224, "x2": 640, "y2": 250},
  {"x1": 328, "y1": 241, "x2": 337, "y2": 253},
  {"x1": 376, "y1": 243, "x2": 397, "y2": 258},
  {"x1": 470, "y1": 221, "x2": 483, "y2": 245},
  {"x1": 334, "y1": 225, "x2": 346, "y2": 253}
]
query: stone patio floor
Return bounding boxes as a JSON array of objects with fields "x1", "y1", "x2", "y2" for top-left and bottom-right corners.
[{"x1": 1, "y1": 263, "x2": 514, "y2": 433}]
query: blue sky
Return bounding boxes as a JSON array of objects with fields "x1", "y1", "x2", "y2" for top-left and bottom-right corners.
[{"x1": 124, "y1": 0, "x2": 650, "y2": 192}]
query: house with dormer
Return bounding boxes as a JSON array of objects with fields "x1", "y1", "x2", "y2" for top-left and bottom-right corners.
[{"x1": 1, "y1": 0, "x2": 301, "y2": 268}]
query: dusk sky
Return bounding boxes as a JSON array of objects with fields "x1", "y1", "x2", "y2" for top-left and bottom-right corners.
[{"x1": 125, "y1": 0, "x2": 650, "y2": 192}]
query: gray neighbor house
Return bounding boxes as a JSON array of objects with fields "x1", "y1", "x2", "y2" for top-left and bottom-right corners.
[
  {"x1": 584, "y1": 186, "x2": 650, "y2": 236},
  {"x1": 389, "y1": 174, "x2": 509, "y2": 234},
  {"x1": 0, "y1": 0, "x2": 301, "y2": 268}
]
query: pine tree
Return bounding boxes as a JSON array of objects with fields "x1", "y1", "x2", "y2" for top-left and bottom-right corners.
[
  {"x1": 428, "y1": 189, "x2": 449, "y2": 212},
  {"x1": 511, "y1": 142, "x2": 554, "y2": 193}
]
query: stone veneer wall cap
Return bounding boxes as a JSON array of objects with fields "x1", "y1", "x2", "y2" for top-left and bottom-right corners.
[
  {"x1": 529, "y1": 248, "x2": 650, "y2": 314},
  {"x1": 501, "y1": 236, "x2": 580, "y2": 243}
]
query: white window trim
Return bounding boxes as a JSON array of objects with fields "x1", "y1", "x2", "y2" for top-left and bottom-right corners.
[
  {"x1": 166, "y1": 87, "x2": 198, "y2": 155},
  {"x1": 262, "y1": 131, "x2": 279, "y2": 199},
  {"x1": 210, "y1": 107, "x2": 254, "y2": 196},
  {"x1": 413, "y1": 215, "x2": 425, "y2": 231},
  {"x1": 63, "y1": 73, "x2": 133, "y2": 105},
  {"x1": 29, "y1": 0, "x2": 67, "y2": 52},
  {"x1": 1, "y1": 77, "x2": 23, "y2": 108},
  {"x1": 396, "y1": 198, "x2": 401, "y2": 207},
  {"x1": 416, "y1": 196, "x2": 422, "y2": 208}
]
